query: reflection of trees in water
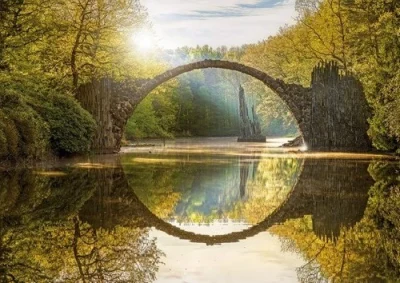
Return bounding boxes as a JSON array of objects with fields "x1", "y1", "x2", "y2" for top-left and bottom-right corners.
[
  {"x1": 367, "y1": 161, "x2": 400, "y2": 279},
  {"x1": 239, "y1": 156, "x2": 257, "y2": 199},
  {"x1": 0, "y1": 170, "x2": 51, "y2": 222},
  {"x1": 123, "y1": 160, "x2": 185, "y2": 219},
  {"x1": 271, "y1": 160, "x2": 400, "y2": 282},
  {"x1": 231, "y1": 157, "x2": 302, "y2": 224},
  {"x1": 0, "y1": 167, "x2": 163, "y2": 283},
  {"x1": 68, "y1": 217, "x2": 161, "y2": 282},
  {"x1": 1, "y1": 218, "x2": 161, "y2": 282},
  {"x1": 125, "y1": 155, "x2": 302, "y2": 224},
  {"x1": 1, "y1": 157, "x2": 399, "y2": 282}
]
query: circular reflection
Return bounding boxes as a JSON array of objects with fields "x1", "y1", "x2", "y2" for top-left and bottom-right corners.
[{"x1": 123, "y1": 153, "x2": 304, "y2": 237}]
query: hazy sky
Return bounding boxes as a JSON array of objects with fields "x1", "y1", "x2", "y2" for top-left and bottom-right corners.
[{"x1": 141, "y1": 0, "x2": 298, "y2": 49}]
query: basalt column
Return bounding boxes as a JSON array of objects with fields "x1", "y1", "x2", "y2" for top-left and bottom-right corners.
[
  {"x1": 309, "y1": 62, "x2": 371, "y2": 150},
  {"x1": 76, "y1": 78, "x2": 136, "y2": 153},
  {"x1": 237, "y1": 85, "x2": 265, "y2": 142}
]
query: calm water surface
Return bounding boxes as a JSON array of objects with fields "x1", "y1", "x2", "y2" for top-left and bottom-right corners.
[{"x1": 1, "y1": 137, "x2": 399, "y2": 282}]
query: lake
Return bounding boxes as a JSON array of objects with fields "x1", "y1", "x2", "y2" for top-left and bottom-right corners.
[{"x1": 1, "y1": 137, "x2": 399, "y2": 282}]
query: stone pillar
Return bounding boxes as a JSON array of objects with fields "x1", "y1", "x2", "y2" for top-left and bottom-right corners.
[
  {"x1": 237, "y1": 85, "x2": 265, "y2": 142},
  {"x1": 76, "y1": 78, "x2": 136, "y2": 153},
  {"x1": 309, "y1": 62, "x2": 371, "y2": 150}
]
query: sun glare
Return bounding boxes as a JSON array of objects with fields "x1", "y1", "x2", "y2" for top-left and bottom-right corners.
[{"x1": 131, "y1": 30, "x2": 157, "y2": 52}]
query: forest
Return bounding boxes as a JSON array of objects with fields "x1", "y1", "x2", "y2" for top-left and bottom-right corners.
[{"x1": 0, "y1": 0, "x2": 399, "y2": 162}]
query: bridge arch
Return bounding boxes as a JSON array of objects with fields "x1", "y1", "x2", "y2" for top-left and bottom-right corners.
[{"x1": 134, "y1": 60, "x2": 311, "y2": 141}]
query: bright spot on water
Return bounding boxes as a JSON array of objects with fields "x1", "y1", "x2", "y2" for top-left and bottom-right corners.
[
  {"x1": 300, "y1": 144, "x2": 308, "y2": 151},
  {"x1": 34, "y1": 171, "x2": 67, "y2": 176},
  {"x1": 72, "y1": 163, "x2": 117, "y2": 169}
]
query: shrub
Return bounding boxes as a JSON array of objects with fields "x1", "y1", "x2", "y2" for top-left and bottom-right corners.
[
  {"x1": 0, "y1": 91, "x2": 50, "y2": 161},
  {"x1": 0, "y1": 119, "x2": 7, "y2": 157},
  {"x1": 0, "y1": 81, "x2": 96, "y2": 160},
  {"x1": 28, "y1": 93, "x2": 96, "y2": 155},
  {"x1": 1, "y1": 117, "x2": 20, "y2": 158}
]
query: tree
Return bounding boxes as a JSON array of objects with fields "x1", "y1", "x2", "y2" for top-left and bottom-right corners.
[
  {"x1": 241, "y1": 0, "x2": 400, "y2": 151},
  {"x1": 345, "y1": 0, "x2": 400, "y2": 151}
]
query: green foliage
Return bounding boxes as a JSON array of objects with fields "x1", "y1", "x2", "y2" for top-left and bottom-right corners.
[
  {"x1": 0, "y1": 115, "x2": 19, "y2": 158},
  {"x1": 0, "y1": 90, "x2": 50, "y2": 161},
  {"x1": 28, "y1": 93, "x2": 96, "y2": 155},
  {"x1": 0, "y1": 0, "x2": 151, "y2": 90},
  {"x1": 346, "y1": 0, "x2": 400, "y2": 151},
  {"x1": 241, "y1": 0, "x2": 400, "y2": 150},
  {"x1": 367, "y1": 106, "x2": 398, "y2": 150},
  {"x1": 0, "y1": 83, "x2": 96, "y2": 160},
  {"x1": 0, "y1": 0, "x2": 158, "y2": 159},
  {"x1": 377, "y1": 71, "x2": 400, "y2": 152},
  {"x1": 126, "y1": 97, "x2": 166, "y2": 139},
  {"x1": 125, "y1": 86, "x2": 177, "y2": 139}
]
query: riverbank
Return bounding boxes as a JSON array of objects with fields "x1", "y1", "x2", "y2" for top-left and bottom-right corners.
[
  {"x1": 1, "y1": 137, "x2": 398, "y2": 170},
  {"x1": 121, "y1": 137, "x2": 398, "y2": 160}
]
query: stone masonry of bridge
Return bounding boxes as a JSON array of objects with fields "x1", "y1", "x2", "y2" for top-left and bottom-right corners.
[{"x1": 76, "y1": 60, "x2": 370, "y2": 152}]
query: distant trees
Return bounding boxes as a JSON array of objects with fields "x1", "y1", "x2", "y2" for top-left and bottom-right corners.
[
  {"x1": 295, "y1": 0, "x2": 321, "y2": 13},
  {"x1": 125, "y1": 81, "x2": 179, "y2": 139},
  {"x1": 126, "y1": 46, "x2": 241, "y2": 139},
  {"x1": 125, "y1": 45, "x2": 299, "y2": 140}
]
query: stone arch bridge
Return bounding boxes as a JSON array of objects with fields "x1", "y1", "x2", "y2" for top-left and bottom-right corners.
[{"x1": 76, "y1": 60, "x2": 370, "y2": 152}]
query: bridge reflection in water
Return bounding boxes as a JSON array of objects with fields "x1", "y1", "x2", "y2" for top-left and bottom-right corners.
[
  {"x1": 78, "y1": 156, "x2": 373, "y2": 245},
  {"x1": 1, "y1": 153, "x2": 398, "y2": 282}
]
